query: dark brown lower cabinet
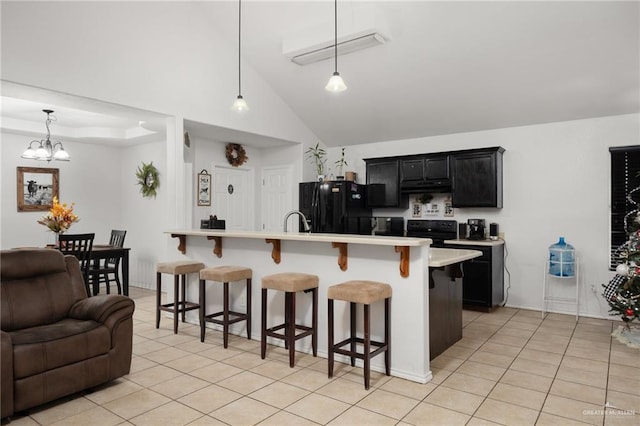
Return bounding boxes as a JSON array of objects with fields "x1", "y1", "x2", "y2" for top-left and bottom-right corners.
[
  {"x1": 444, "y1": 243, "x2": 504, "y2": 311},
  {"x1": 429, "y1": 265, "x2": 463, "y2": 360}
]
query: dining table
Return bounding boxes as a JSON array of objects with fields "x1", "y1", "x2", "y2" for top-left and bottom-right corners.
[{"x1": 89, "y1": 245, "x2": 131, "y2": 296}]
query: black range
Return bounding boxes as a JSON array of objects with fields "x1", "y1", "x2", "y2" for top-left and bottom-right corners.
[{"x1": 406, "y1": 219, "x2": 458, "y2": 247}]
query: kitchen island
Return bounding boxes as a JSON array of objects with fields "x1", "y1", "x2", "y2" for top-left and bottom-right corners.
[
  {"x1": 164, "y1": 229, "x2": 479, "y2": 384},
  {"x1": 428, "y1": 247, "x2": 483, "y2": 359}
]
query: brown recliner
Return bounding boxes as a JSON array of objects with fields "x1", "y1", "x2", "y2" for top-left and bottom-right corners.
[{"x1": 1, "y1": 248, "x2": 135, "y2": 419}]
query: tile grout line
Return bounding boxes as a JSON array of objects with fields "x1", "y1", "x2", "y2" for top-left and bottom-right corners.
[
  {"x1": 459, "y1": 309, "x2": 539, "y2": 424},
  {"x1": 533, "y1": 314, "x2": 578, "y2": 426},
  {"x1": 16, "y1": 291, "x2": 630, "y2": 426}
]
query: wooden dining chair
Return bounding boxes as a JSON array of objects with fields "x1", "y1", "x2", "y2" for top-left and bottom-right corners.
[
  {"x1": 89, "y1": 230, "x2": 127, "y2": 295},
  {"x1": 58, "y1": 233, "x2": 95, "y2": 296}
]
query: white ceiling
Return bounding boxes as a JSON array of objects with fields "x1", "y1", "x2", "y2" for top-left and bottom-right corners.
[
  {"x1": 0, "y1": 81, "x2": 170, "y2": 146},
  {"x1": 2, "y1": 1, "x2": 638, "y2": 148}
]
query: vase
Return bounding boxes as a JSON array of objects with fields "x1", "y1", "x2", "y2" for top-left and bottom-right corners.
[{"x1": 53, "y1": 232, "x2": 61, "y2": 248}]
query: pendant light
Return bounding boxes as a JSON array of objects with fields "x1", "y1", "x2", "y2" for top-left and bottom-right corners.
[
  {"x1": 21, "y1": 110, "x2": 70, "y2": 162},
  {"x1": 325, "y1": 0, "x2": 347, "y2": 93},
  {"x1": 231, "y1": 0, "x2": 249, "y2": 112}
]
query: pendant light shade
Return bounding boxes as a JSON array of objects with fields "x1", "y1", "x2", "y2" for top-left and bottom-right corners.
[
  {"x1": 21, "y1": 110, "x2": 70, "y2": 162},
  {"x1": 326, "y1": 0, "x2": 347, "y2": 93},
  {"x1": 325, "y1": 72, "x2": 347, "y2": 92},
  {"x1": 231, "y1": 0, "x2": 249, "y2": 112},
  {"x1": 232, "y1": 95, "x2": 249, "y2": 112}
]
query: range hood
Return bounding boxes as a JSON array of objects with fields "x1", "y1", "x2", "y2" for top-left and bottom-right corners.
[{"x1": 400, "y1": 179, "x2": 451, "y2": 194}]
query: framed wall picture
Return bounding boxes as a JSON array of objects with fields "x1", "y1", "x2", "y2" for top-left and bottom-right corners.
[
  {"x1": 197, "y1": 170, "x2": 211, "y2": 206},
  {"x1": 17, "y1": 167, "x2": 59, "y2": 212}
]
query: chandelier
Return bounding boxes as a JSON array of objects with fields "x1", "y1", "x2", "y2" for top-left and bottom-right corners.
[{"x1": 21, "y1": 109, "x2": 70, "y2": 162}]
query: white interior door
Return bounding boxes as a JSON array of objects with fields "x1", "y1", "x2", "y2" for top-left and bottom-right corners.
[
  {"x1": 261, "y1": 166, "x2": 293, "y2": 232},
  {"x1": 213, "y1": 165, "x2": 253, "y2": 230}
]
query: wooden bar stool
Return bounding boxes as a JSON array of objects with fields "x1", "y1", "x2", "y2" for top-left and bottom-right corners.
[
  {"x1": 328, "y1": 280, "x2": 392, "y2": 389},
  {"x1": 199, "y1": 266, "x2": 252, "y2": 348},
  {"x1": 261, "y1": 272, "x2": 318, "y2": 367},
  {"x1": 156, "y1": 260, "x2": 205, "y2": 334}
]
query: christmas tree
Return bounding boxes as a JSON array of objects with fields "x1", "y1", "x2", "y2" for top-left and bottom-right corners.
[{"x1": 603, "y1": 184, "x2": 640, "y2": 326}]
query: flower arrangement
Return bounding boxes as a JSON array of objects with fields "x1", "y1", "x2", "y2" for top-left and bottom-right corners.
[{"x1": 37, "y1": 196, "x2": 79, "y2": 233}]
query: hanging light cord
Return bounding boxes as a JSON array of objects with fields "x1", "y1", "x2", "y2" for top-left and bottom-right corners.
[
  {"x1": 238, "y1": 0, "x2": 242, "y2": 96},
  {"x1": 333, "y1": 0, "x2": 338, "y2": 74}
]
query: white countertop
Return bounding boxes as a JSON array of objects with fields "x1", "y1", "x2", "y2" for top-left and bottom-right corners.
[
  {"x1": 429, "y1": 247, "x2": 483, "y2": 267},
  {"x1": 166, "y1": 229, "x2": 431, "y2": 247},
  {"x1": 444, "y1": 238, "x2": 505, "y2": 246}
]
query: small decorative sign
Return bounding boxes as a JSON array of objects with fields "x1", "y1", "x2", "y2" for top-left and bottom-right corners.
[
  {"x1": 197, "y1": 170, "x2": 211, "y2": 206},
  {"x1": 412, "y1": 203, "x2": 422, "y2": 218},
  {"x1": 444, "y1": 197, "x2": 454, "y2": 217}
]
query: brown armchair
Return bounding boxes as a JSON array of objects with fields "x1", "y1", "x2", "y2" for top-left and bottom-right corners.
[{"x1": 0, "y1": 248, "x2": 135, "y2": 419}]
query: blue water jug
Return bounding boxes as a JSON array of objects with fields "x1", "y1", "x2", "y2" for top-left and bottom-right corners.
[{"x1": 549, "y1": 237, "x2": 575, "y2": 277}]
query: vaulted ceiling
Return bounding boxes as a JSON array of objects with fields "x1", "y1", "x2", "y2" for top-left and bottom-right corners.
[
  {"x1": 2, "y1": 1, "x2": 638, "y2": 148},
  {"x1": 203, "y1": 1, "x2": 639, "y2": 146}
]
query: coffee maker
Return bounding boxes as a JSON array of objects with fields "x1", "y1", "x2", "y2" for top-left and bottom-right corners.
[{"x1": 467, "y1": 219, "x2": 486, "y2": 240}]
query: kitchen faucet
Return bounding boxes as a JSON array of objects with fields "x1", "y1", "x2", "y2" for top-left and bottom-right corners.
[{"x1": 283, "y1": 210, "x2": 311, "y2": 233}]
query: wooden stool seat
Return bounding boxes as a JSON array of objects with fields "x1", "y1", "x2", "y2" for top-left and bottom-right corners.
[
  {"x1": 328, "y1": 280, "x2": 392, "y2": 390},
  {"x1": 157, "y1": 261, "x2": 206, "y2": 275},
  {"x1": 327, "y1": 280, "x2": 392, "y2": 305},
  {"x1": 156, "y1": 260, "x2": 205, "y2": 334},
  {"x1": 261, "y1": 272, "x2": 318, "y2": 367},
  {"x1": 200, "y1": 265, "x2": 252, "y2": 283},
  {"x1": 199, "y1": 266, "x2": 252, "y2": 348},
  {"x1": 262, "y1": 272, "x2": 319, "y2": 292}
]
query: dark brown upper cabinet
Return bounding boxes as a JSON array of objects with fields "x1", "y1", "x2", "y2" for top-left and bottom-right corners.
[
  {"x1": 365, "y1": 158, "x2": 408, "y2": 208},
  {"x1": 400, "y1": 155, "x2": 451, "y2": 193},
  {"x1": 451, "y1": 147, "x2": 504, "y2": 208}
]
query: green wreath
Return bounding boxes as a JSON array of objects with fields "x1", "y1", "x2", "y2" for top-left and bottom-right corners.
[{"x1": 136, "y1": 161, "x2": 160, "y2": 198}]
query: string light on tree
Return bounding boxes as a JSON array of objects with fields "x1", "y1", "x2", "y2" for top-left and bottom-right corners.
[{"x1": 603, "y1": 181, "x2": 640, "y2": 327}]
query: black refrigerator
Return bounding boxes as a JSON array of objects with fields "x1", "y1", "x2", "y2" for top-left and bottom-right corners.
[{"x1": 299, "y1": 181, "x2": 372, "y2": 234}]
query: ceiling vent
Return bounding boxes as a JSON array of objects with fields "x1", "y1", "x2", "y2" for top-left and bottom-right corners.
[{"x1": 284, "y1": 30, "x2": 386, "y2": 66}]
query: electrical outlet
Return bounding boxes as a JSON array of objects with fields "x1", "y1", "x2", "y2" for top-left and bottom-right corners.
[
  {"x1": 498, "y1": 232, "x2": 505, "y2": 239},
  {"x1": 591, "y1": 284, "x2": 598, "y2": 294}
]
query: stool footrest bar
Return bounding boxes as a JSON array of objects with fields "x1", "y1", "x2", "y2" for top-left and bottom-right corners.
[
  {"x1": 204, "y1": 310, "x2": 249, "y2": 326},
  {"x1": 159, "y1": 301, "x2": 200, "y2": 313}
]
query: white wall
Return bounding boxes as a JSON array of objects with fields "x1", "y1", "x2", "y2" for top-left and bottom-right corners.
[
  {"x1": 1, "y1": 131, "x2": 124, "y2": 249},
  {"x1": 0, "y1": 1, "x2": 319, "y2": 161},
  {"x1": 2, "y1": 2, "x2": 637, "y2": 317},
  {"x1": 328, "y1": 113, "x2": 640, "y2": 318},
  {"x1": 189, "y1": 137, "x2": 262, "y2": 229},
  {"x1": 120, "y1": 140, "x2": 168, "y2": 289},
  {"x1": 1, "y1": 131, "x2": 167, "y2": 289},
  {"x1": 189, "y1": 137, "x2": 304, "y2": 231}
]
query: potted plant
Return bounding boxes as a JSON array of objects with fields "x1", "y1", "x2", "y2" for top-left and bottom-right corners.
[
  {"x1": 417, "y1": 193, "x2": 433, "y2": 205},
  {"x1": 334, "y1": 147, "x2": 348, "y2": 180},
  {"x1": 305, "y1": 142, "x2": 327, "y2": 181}
]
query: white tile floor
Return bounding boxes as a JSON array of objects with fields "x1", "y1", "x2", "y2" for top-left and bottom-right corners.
[{"x1": 4, "y1": 287, "x2": 639, "y2": 425}]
